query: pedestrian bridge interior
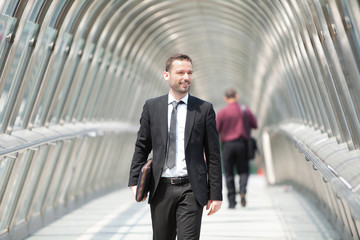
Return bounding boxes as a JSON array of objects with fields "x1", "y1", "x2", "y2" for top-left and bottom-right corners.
[{"x1": 0, "y1": 0, "x2": 359, "y2": 239}]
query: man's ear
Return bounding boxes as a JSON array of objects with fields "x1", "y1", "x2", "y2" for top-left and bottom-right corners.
[{"x1": 163, "y1": 71, "x2": 169, "y2": 81}]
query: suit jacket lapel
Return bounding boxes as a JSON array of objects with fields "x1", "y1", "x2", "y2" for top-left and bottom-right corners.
[
  {"x1": 159, "y1": 95, "x2": 168, "y2": 148},
  {"x1": 185, "y1": 95, "x2": 196, "y2": 150}
]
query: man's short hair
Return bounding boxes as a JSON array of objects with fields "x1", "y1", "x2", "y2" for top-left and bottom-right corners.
[
  {"x1": 165, "y1": 53, "x2": 192, "y2": 71},
  {"x1": 225, "y1": 88, "x2": 237, "y2": 99}
]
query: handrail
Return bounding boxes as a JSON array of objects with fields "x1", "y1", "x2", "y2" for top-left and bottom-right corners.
[
  {"x1": 294, "y1": 137, "x2": 360, "y2": 220},
  {"x1": 277, "y1": 123, "x2": 360, "y2": 220},
  {"x1": 0, "y1": 121, "x2": 138, "y2": 157}
]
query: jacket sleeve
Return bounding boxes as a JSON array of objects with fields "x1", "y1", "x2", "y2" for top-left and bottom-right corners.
[
  {"x1": 204, "y1": 103, "x2": 223, "y2": 201},
  {"x1": 128, "y1": 101, "x2": 152, "y2": 187}
]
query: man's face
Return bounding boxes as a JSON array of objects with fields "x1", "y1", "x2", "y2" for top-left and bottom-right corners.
[{"x1": 164, "y1": 60, "x2": 193, "y2": 95}]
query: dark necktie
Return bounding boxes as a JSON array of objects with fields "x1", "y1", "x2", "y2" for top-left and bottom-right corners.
[{"x1": 166, "y1": 101, "x2": 182, "y2": 169}]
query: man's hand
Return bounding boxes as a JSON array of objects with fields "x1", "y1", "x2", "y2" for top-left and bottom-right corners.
[
  {"x1": 206, "y1": 200, "x2": 222, "y2": 215},
  {"x1": 129, "y1": 186, "x2": 147, "y2": 202}
]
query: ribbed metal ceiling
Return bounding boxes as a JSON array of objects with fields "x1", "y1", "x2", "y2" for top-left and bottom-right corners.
[
  {"x1": 1, "y1": 1, "x2": 360, "y2": 238},
  {"x1": 36, "y1": 0, "x2": 359, "y2": 147},
  {"x1": 1, "y1": 0, "x2": 359, "y2": 146},
  {"x1": 113, "y1": 0, "x2": 262, "y2": 108}
]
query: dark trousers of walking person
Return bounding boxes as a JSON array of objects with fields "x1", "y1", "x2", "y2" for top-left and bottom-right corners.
[
  {"x1": 150, "y1": 179, "x2": 203, "y2": 240},
  {"x1": 221, "y1": 138, "x2": 249, "y2": 208}
]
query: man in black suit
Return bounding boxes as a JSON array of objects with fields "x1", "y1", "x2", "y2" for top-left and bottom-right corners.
[{"x1": 128, "y1": 53, "x2": 222, "y2": 240}]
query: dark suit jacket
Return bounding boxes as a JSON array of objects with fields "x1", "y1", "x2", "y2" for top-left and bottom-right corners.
[{"x1": 128, "y1": 94, "x2": 222, "y2": 206}]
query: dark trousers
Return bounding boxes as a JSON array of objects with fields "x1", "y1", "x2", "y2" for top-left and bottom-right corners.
[
  {"x1": 150, "y1": 179, "x2": 203, "y2": 240},
  {"x1": 221, "y1": 138, "x2": 249, "y2": 206}
]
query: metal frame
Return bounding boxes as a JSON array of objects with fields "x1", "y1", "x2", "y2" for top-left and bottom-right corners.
[{"x1": 0, "y1": 0, "x2": 359, "y2": 239}]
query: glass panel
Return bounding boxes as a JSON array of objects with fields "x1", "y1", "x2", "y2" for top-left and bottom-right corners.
[
  {"x1": 14, "y1": 150, "x2": 35, "y2": 224},
  {"x1": 102, "y1": 136, "x2": 118, "y2": 185},
  {"x1": 83, "y1": 48, "x2": 108, "y2": 121},
  {"x1": 89, "y1": 138, "x2": 110, "y2": 189},
  {"x1": 93, "y1": 55, "x2": 118, "y2": 120},
  {"x1": 33, "y1": 32, "x2": 73, "y2": 127},
  {"x1": 108, "y1": 60, "x2": 126, "y2": 119},
  {"x1": 0, "y1": 156, "x2": 15, "y2": 207},
  {"x1": 31, "y1": 143, "x2": 62, "y2": 215},
  {"x1": 323, "y1": 0, "x2": 360, "y2": 148},
  {"x1": 340, "y1": 0, "x2": 360, "y2": 65},
  {"x1": 28, "y1": 0, "x2": 46, "y2": 23},
  {"x1": 56, "y1": 139, "x2": 81, "y2": 205},
  {"x1": 48, "y1": 1, "x2": 68, "y2": 27},
  {"x1": 0, "y1": 14, "x2": 16, "y2": 79},
  {"x1": 42, "y1": 141, "x2": 72, "y2": 211},
  {"x1": 2, "y1": 0, "x2": 20, "y2": 16},
  {"x1": 62, "y1": 43, "x2": 95, "y2": 123},
  {"x1": 0, "y1": 21, "x2": 38, "y2": 132},
  {"x1": 18, "y1": 145, "x2": 49, "y2": 220},
  {"x1": 13, "y1": 27, "x2": 58, "y2": 129},
  {"x1": 49, "y1": 39, "x2": 85, "y2": 125},
  {"x1": 80, "y1": 138, "x2": 104, "y2": 192},
  {"x1": 77, "y1": 47, "x2": 104, "y2": 121},
  {"x1": 0, "y1": 151, "x2": 31, "y2": 230},
  {"x1": 73, "y1": 139, "x2": 97, "y2": 195},
  {"x1": 0, "y1": 156, "x2": 16, "y2": 231},
  {"x1": 64, "y1": 138, "x2": 89, "y2": 199}
]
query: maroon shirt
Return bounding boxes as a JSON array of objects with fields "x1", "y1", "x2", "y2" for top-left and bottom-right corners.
[{"x1": 216, "y1": 102, "x2": 258, "y2": 142}]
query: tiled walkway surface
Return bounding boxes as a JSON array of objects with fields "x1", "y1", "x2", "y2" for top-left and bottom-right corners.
[{"x1": 25, "y1": 175, "x2": 340, "y2": 240}]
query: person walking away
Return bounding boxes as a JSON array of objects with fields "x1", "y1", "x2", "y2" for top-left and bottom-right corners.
[
  {"x1": 128, "y1": 53, "x2": 223, "y2": 240},
  {"x1": 216, "y1": 88, "x2": 257, "y2": 208}
]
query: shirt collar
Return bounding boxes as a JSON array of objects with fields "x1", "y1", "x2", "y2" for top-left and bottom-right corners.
[{"x1": 168, "y1": 93, "x2": 188, "y2": 105}]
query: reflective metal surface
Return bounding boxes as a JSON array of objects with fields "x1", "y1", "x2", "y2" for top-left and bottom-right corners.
[{"x1": 0, "y1": 0, "x2": 359, "y2": 239}]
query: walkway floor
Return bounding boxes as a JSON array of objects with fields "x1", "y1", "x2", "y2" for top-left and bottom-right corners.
[{"x1": 25, "y1": 175, "x2": 340, "y2": 240}]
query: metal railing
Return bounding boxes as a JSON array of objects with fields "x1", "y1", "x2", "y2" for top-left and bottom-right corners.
[
  {"x1": 0, "y1": 0, "x2": 359, "y2": 239},
  {"x1": 263, "y1": 123, "x2": 360, "y2": 239},
  {"x1": 0, "y1": 122, "x2": 138, "y2": 240}
]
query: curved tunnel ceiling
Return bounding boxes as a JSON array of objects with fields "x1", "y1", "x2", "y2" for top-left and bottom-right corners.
[
  {"x1": 108, "y1": 0, "x2": 264, "y2": 106},
  {"x1": 1, "y1": 1, "x2": 360, "y2": 238},
  {"x1": 0, "y1": 0, "x2": 359, "y2": 148},
  {"x1": 71, "y1": 0, "x2": 359, "y2": 149},
  {"x1": 69, "y1": 0, "x2": 270, "y2": 108}
]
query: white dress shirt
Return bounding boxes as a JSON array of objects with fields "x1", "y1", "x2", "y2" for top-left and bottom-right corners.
[{"x1": 161, "y1": 93, "x2": 188, "y2": 177}]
